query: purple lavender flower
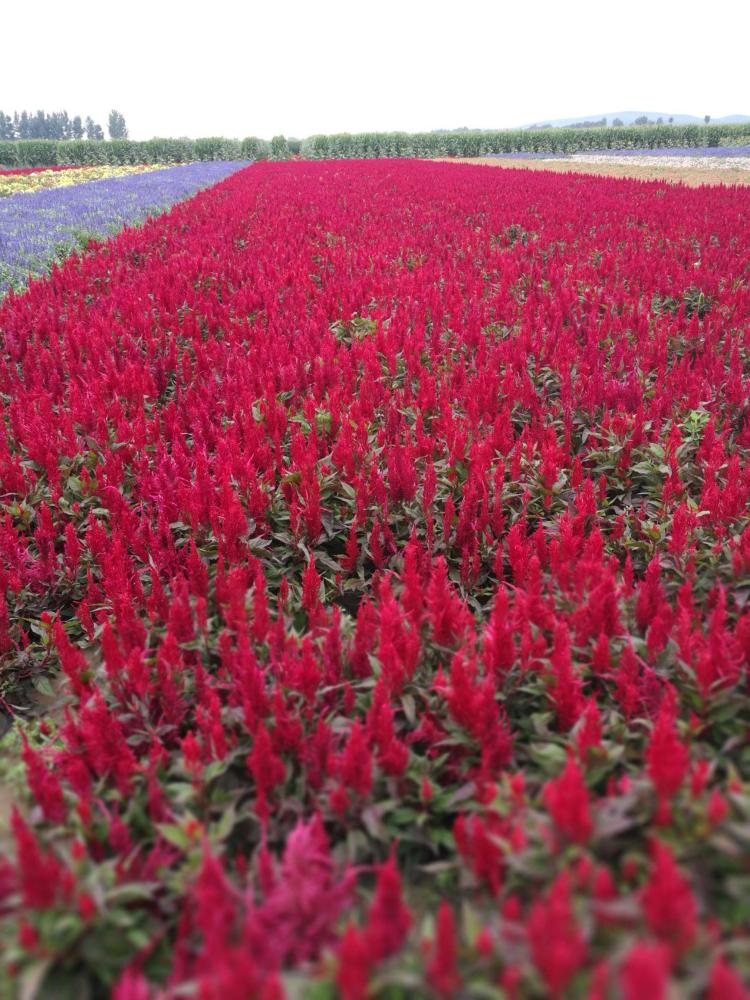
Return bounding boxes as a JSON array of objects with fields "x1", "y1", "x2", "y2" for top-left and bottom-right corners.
[{"x1": 0, "y1": 161, "x2": 250, "y2": 295}]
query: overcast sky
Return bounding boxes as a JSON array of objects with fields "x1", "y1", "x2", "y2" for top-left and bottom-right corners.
[{"x1": 3, "y1": 0, "x2": 748, "y2": 140}]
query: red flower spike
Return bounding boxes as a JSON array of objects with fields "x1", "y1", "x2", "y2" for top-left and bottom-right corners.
[
  {"x1": 527, "y1": 871, "x2": 586, "y2": 998},
  {"x1": 641, "y1": 841, "x2": 697, "y2": 957},
  {"x1": 426, "y1": 902, "x2": 460, "y2": 998},
  {"x1": 337, "y1": 924, "x2": 372, "y2": 1000},
  {"x1": 620, "y1": 942, "x2": 670, "y2": 1000},
  {"x1": 365, "y1": 851, "x2": 412, "y2": 961},
  {"x1": 542, "y1": 754, "x2": 593, "y2": 845}
]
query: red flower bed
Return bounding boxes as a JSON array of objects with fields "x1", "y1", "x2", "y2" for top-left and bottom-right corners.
[
  {"x1": 0, "y1": 165, "x2": 82, "y2": 176},
  {"x1": 1, "y1": 160, "x2": 750, "y2": 996}
]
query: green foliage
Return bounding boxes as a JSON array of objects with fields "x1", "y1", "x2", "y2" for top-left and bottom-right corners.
[
  {"x1": 270, "y1": 134, "x2": 290, "y2": 160},
  {"x1": 107, "y1": 110, "x2": 128, "y2": 140},
  {"x1": 142, "y1": 138, "x2": 196, "y2": 163},
  {"x1": 1, "y1": 140, "x2": 58, "y2": 166},
  {"x1": 193, "y1": 136, "x2": 242, "y2": 161},
  {"x1": 299, "y1": 122, "x2": 750, "y2": 159},
  {"x1": 240, "y1": 136, "x2": 271, "y2": 160},
  {"x1": 0, "y1": 137, "x2": 242, "y2": 167}
]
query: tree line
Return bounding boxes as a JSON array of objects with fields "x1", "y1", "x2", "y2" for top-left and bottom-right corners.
[{"x1": 0, "y1": 109, "x2": 128, "y2": 142}]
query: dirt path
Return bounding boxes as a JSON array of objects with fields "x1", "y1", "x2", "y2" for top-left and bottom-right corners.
[{"x1": 433, "y1": 156, "x2": 750, "y2": 187}]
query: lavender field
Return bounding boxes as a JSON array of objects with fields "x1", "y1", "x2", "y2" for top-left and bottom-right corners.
[{"x1": 0, "y1": 161, "x2": 249, "y2": 296}]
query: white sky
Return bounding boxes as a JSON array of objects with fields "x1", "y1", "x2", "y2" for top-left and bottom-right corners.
[{"x1": 2, "y1": 0, "x2": 748, "y2": 140}]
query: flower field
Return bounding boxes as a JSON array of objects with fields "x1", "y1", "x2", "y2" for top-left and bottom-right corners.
[
  {"x1": 0, "y1": 161, "x2": 249, "y2": 296},
  {"x1": 0, "y1": 164, "x2": 164, "y2": 199},
  {"x1": 1, "y1": 159, "x2": 750, "y2": 997},
  {"x1": 0, "y1": 166, "x2": 80, "y2": 178},
  {"x1": 488, "y1": 146, "x2": 750, "y2": 161}
]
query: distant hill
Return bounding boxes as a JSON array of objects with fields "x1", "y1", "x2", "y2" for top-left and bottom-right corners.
[{"x1": 521, "y1": 112, "x2": 750, "y2": 129}]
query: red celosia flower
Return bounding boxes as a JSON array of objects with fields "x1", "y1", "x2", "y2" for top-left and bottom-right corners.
[
  {"x1": 527, "y1": 871, "x2": 586, "y2": 998},
  {"x1": 365, "y1": 851, "x2": 412, "y2": 960},
  {"x1": 246, "y1": 724, "x2": 286, "y2": 822},
  {"x1": 76, "y1": 691, "x2": 139, "y2": 795},
  {"x1": 337, "y1": 923, "x2": 372, "y2": 1000},
  {"x1": 641, "y1": 841, "x2": 697, "y2": 956},
  {"x1": 112, "y1": 966, "x2": 152, "y2": 1000},
  {"x1": 337, "y1": 720, "x2": 373, "y2": 802},
  {"x1": 482, "y1": 586, "x2": 515, "y2": 682},
  {"x1": 245, "y1": 814, "x2": 355, "y2": 965},
  {"x1": 426, "y1": 902, "x2": 460, "y2": 998},
  {"x1": 707, "y1": 788, "x2": 729, "y2": 827},
  {"x1": 426, "y1": 558, "x2": 469, "y2": 646},
  {"x1": 576, "y1": 698, "x2": 603, "y2": 758},
  {"x1": 636, "y1": 557, "x2": 665, "y2": 631},
  {"x1": 542, "y1": 753, "x2": 593, "y2": 845},
  {"x1": 454, "y1": 812, "x2": 505, "y2": 895},
  {"x1": 548, "y1": 622, "x2": 584, "y2": 731},
  {"x1": 707, "y1": 957, "x2": 750, "y2": 1000},
  {"x1": 620, "y1": 941, "x2": 671, "y2": 1000},
  {"x1": 645, "y1": 701, "x2": 689, "y2": 823},
  {"x1": 21, "y1": 736, "x2": 65, "y2": 823},
  {"x1": 11, "y1": 808, "x2": 71, "y2": 910}
]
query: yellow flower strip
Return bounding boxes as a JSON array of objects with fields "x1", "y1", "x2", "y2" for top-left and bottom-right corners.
[{"x1": 0, "y1": 164, "x2": 171, "y2": 198}]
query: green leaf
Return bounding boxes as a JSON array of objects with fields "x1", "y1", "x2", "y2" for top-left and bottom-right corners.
[{"x1": 155, "y1": 823, "x2": 192, "y2": 852}]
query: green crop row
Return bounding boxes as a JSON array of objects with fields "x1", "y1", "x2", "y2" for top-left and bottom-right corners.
[
  {"x1": 300, "y1": 123, "x2": 750, "y2": 158},
  {"x1": 3, "y1": 124, "x2": 749, "y2": 168},
  {"x1": 0, "y1": 137, "x2": 271, "y2": 167}
]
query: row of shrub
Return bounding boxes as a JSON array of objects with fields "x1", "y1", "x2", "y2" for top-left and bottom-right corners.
[
  {"x1": 0, "y1": 137, "x2": 271, "y2": 167},
  {"x1": 299, "y1": 123, "x2": 750, "y2": 159},
  {"x1": 3, "y1": 123, "x2": 750, "y2": 168}
]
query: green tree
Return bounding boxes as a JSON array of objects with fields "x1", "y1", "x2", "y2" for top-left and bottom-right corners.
[
  {"x1": 241, "y1": 136, "x2": 270, "y2": 160},
  {"x1": 704, "y1": 114, "x2": 711, "y2": 124},
  {"x1": 108, "y1": 109, "x2": 128, "y2": 140},
  {"x1": 85, "y1": 116, "x2": 104, "y2": 140},
  {"x1": 72, "y1": 115, "x2": 84, "y2": 140},
  {"x1": 270, "y1": 134, "x2": 290, "y2": 160},
  {"x1": 30, "y1": 110, "x2": 46, "y2": 138}
]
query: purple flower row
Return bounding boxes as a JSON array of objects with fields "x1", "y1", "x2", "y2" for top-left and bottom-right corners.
[
  {"x1": 578, "y1": 146, "x2": 750, "y2": 158},
  {"x1": 488, "y1": 146, "x2": 750, "y2": 160},
  {"x1": 0, "y1": 161, "x2": 250, "y2": 296}
]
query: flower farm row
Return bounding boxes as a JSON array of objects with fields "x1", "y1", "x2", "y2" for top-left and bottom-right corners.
[
  {"x1": 0, "y1": 161, "x2": 249, "y2": 296},
  {"x1": 493, "y1": 146, "x2": 750, "y2": 161},
  {"x1": 1, "y1": 160, "x2": 750, "y2": 998},
  {"x1": 559, "y1": 154, "x2": 750, "y2": 173},
  {"x1": 0, "y1": 164, "x2": 164, "y2": 199},
  {"x1": 0, "y1": 166, "x2": 80, "y2": 177}
]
